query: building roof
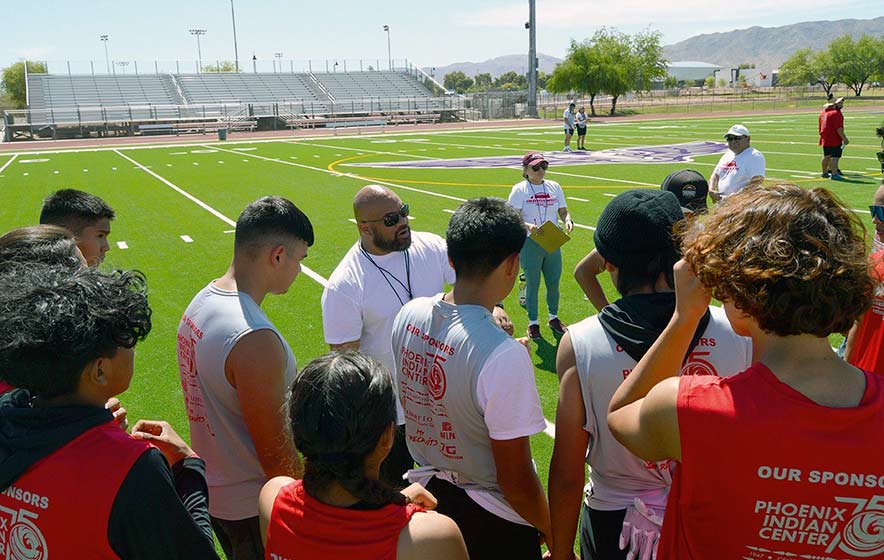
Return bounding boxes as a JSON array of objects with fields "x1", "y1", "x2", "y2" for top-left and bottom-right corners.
[{"x1": 667, "y1": 61, "x2": 721, "y2": 68}]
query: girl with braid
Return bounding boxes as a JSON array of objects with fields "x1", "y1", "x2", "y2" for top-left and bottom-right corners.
[{"x1": 259, "y1": 351, "x2": 468, "y2": 560}]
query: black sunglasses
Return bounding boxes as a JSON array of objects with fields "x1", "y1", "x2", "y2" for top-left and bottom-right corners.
[
  {"x1": 725, "y1": 135, "x2": 745, "y2": 141},
  {"x1": 531, "y1": 162, "x2": 549, "y2": 171},
  {"x1": 360, "y1": 204, "x2": 409, "y2": 227},
  {"x1": 870, "y1": 205, "x2": 884, "y2": 221}
]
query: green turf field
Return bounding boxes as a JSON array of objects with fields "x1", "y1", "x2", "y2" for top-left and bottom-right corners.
[{"x1": 1, "y1": 109, "x2": 883, "y2": 553}]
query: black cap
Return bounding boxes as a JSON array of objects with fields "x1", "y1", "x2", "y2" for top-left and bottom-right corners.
[
  {"x1": 660, "y1": 169, "x2": 708, "y2": 212},
  {"x1": 593, "y1": 190, "x2": 684, "y2": 268}
]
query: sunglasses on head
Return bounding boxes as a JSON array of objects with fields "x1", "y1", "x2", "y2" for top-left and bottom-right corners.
[
  {"x1": 360, "y1": 204, "x2": 409, "y2": 227},
  {"x1": 870, "y1": 205, "x2": 884, "y2": 221},
  {"x1": 725, "y1": 135, "x2": 745, "y2": 141},
  {"x1": 531, "y1": 162, "x2": 549, "y2": 171}
]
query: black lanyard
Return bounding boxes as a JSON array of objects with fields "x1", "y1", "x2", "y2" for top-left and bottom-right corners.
[
  {"x1": 359, "y1": 244, "x2": 413, "y2": 306},
  {"x1": 527, "y1": 180, "x2": 549, "y2": 225}
]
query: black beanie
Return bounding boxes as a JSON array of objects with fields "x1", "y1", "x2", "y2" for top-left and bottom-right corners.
[{"x1": 593, "y1": 190, "x2": 684, "y2": 268}]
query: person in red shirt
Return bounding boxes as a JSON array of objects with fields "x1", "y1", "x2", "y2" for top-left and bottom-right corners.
[
  {"x1": 0, "y1": 263, "x2": 218, "y2": 558},
  {"x1": 607, "y1": 184, "x2": 884, "y2": 560},
  {"x1": 819, "y1": 98, "x2": 850, "y2": 179},
  {"x1": 845, "y1": 180, "x2": 884, "y2": 374},
  {"x1": 259, "y1": 351, "x2": 468, "y2": 560}
]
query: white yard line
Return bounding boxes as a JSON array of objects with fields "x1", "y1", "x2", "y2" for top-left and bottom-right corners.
[
  {"x1": 567, "y1": 196, "x2": 589, "y2": 202},
  {"x1": 112, "y1": 149, "x2": 329, "y2": 287},
  {"x1": 208, "y1": 144, "x2": 601, "y2": 232},
  {"x1": 0, "y1": 154, "x2": 18, "y2": 174}
]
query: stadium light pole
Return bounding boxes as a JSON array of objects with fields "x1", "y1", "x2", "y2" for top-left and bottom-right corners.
[
  {"x1": 230, "y1": 0, "x2": 240, "y2": 72},
  {"x1": 275, "y1": 52, "x2": 283, "y2": 74},
  {"x1": 189, "y1": 29, "x2": 207, "y2": 73},
  {"x1": 100, "y1": 35, "x2": 110, "y2": 74},
  {"x1": 526, "y1": 0, "x2": 538, "y2": 118},
  {"x1": 383, "y1": 25, "x2": 391, "y2": 70}
]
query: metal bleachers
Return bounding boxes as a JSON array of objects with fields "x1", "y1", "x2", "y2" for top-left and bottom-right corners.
[
  {"x1": 316, "y1": 71, "x2": 433, "y2": 100},
  {"x1": 27, "y1": 74, "x2": 179, "y2": 110},
  {"x1": 9, "y1": 68, "x2": 450, "y2": 138},
  {"x1": 176, "y1": 73, "x2": 328, "y2": 108}
]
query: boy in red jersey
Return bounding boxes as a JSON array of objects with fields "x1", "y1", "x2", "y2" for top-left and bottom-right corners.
[
  {"x1": 608, "y1": 184, "x2": 884, "y2": 560},
  {"x1": 0, "y1": 263, "x2": 218, "y2": 559}
]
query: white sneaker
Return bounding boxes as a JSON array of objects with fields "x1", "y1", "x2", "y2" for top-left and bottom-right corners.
[{"x1": 563, "y1": 147, "x2": 572, "y2": 152}]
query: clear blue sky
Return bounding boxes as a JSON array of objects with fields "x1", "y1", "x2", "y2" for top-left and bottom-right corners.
[{"x1": 6, "y1": 0, "x2": 883, "y2": 73}]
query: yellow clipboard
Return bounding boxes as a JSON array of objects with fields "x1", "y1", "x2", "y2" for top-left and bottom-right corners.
[{"x1": 530, "y1": 221, "x2": 571, "y2": 253}]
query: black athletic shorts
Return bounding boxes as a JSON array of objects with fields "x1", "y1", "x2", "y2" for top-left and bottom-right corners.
[
  {"x1": 823, "y1": 145, "x2": 844, "y2": 158},
  {"x1": 577, "y1": 125, "x2": 587, "y2": 135},
  {"x1": 425, "y1": 476, "x2": 542, "y2": 560},
  {"x1": 564, "y1": 127, "x2": 574, "y2": 136}
]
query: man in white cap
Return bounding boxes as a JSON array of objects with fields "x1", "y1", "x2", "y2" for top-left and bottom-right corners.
[
  {"x1": 819, "y1": 97, "x2": 849, "y2": 180},
  {"x1": 709, "y1": 124, "x2": 765, "y2": 203}
]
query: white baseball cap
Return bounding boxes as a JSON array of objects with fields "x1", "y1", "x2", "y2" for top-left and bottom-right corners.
[{"x1": 724, "y1": 124, "x2": 750, "y2": 138}]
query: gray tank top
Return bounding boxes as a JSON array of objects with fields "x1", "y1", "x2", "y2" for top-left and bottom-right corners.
[
  {"x1": 177, "y1": 282, "x2": 297, "y2": 520},
  {"x1": 569, "y1": 306, "x2": 751, "y2": 511}
]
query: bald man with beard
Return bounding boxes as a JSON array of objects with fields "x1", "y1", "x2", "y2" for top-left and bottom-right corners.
[
  {"x1": 321, "y1": 185, "x2": 454, "y2": 486},
  {"x1": 322, "y1": 185, "x2": 512, "y2": 487}
]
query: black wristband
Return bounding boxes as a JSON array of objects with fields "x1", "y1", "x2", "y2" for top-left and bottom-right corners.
[{"x1": 494, "y1": 302, "x2": 505, "y2": 310}]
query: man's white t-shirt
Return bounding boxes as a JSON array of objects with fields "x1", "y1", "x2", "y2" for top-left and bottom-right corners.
[
  {"x1": 508, "y1": 179, "x2": 567, "y2": 228},
  {"x1": 321, "y1": 231, "x2": 455, "y2": 422},
  {"x1": 711, "y1": 147, "x2": 766, "y2": 198},
  {"x1": 564, "y1": 108, "x2": 575, "y2": 130}
]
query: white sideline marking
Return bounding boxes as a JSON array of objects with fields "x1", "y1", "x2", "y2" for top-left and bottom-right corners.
[
  {"x1": 233, "y1": 147, "x2": 256, "y2": 151},
  {"x1": 567, "y1": 196, "x2": 589, "y2": 202},
  {"x1": 0, "y1": 155, "x2": 17, "y2": 174},
  {"x1": 19, "y1": 158, "x2": 48, "y2": 164},
  {"x1": 223, "y1": 229, "x2": 235, "y2": 233},
  {"x1": 181, "y1": 235, "x2": 194, "y2": 243},
  {"x1": 117, "y1": 241, "x2": 129, "y2": 249},
  {"x1": 112, "y1": 149, "x2": 328, "y2": 287},
  {"x1": 544, "y1": 419, "x2": 555, "y2": 438},
  {"x1": 347, "y1": 218, "x2": 357, "y2": 224},
  {"x1": 170, "y1": 152, "x2": 187, "y2": 155}
]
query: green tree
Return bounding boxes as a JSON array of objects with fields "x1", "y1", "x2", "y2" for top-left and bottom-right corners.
[
  {"x1": 546, "y1": 39, "x2": 604, "y2": 116},
  {"x1": 1, "y1": 61, "x2": 47, "y2": 109},
  {"x1": 810, "y1": 50, "x2": 839, "y2": 97},
  {"x1": 537, "y1": 71, "x2": 549, "y2": 90},
  {"x1": 777, "y1": 48, "x2": 816, "y2": 86},
  {"x1": 663, "y1": 75, "x2": 679, "y2": 89},
  {"x1": 494, "y1": 71, "x2": 527, "y2": 89},
  {"x1": 592, "y1": 28, "x2": 633, "y2": 115},
  {"x1": 704, "y1": 75, "x2": 715, "y2": 89},
  {"x1": 474, "y1": 72, "x2": 493, "y2": 89},
  {"x1": 202, "y1": 60, "x2": 238, "y2": 73},
  {"x1": 830, "y1": 34, "x2": 881, "y2": 96},
  {"x1": 630, "y1": 29, "x2": 668, "y2": 93},
  {"x1": 443, "y1": 71, "x2": 473, "y2": 93}
]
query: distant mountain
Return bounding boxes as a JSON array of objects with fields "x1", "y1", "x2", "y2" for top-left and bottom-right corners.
[
  {"x1": 663, "y1": 16, "x2": 884, "y2": 71},
  {"x1": 426, "y1": 53, "x2": 561, "y2": 80}
]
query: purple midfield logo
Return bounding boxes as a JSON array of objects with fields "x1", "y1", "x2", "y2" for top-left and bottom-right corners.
[{"x1": 346, "y1": 141, "x2": 727, "y2": 169}]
